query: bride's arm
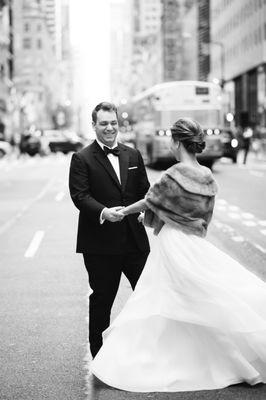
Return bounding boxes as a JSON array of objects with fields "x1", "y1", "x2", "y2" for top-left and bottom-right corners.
[{"x1": 121, "y1": 199, "x2": 148, "y2": 216}]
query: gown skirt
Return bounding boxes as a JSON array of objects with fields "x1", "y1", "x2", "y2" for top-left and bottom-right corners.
[{"x1": 90, "y1": 224, "x2": 266, "y2": 392}]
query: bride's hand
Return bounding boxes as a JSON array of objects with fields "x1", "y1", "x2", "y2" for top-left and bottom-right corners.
[
  {"x1": 117, "y1": 209, "x2": 126, "y2": 218},
  {"x1": 138, "y1": 212, "x2": 144, "y2": 224}
]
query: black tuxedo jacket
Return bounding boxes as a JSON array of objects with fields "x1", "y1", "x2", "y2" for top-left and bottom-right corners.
[{"x1": 69, "y1": 140, "x2": 150, "y2": 254}]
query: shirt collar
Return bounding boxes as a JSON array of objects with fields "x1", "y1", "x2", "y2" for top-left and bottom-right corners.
[{"x1": 96, "y1": 138, "x2": 118, "y2": 150}]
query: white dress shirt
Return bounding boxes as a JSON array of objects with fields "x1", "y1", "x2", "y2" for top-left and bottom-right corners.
[
  {"x1": 96, "y1": 139, "x2": 121, "y2": 223},
  {"x1": 96, "y1": 139, "x2": 121, "y2": 183}
]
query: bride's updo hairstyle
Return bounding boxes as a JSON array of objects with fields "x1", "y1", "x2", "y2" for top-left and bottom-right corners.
[{"x1": 171, "y1": 117, "x2": 206, "y2": 154}]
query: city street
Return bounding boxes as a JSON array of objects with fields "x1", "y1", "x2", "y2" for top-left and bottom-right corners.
[{"x1": 0, "y1": 153, "x2": 266, "y2": 400}]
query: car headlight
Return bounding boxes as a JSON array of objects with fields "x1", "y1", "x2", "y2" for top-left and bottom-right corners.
[{"x1": 231, "y1": 138, "x2": 238, "y2": 148}]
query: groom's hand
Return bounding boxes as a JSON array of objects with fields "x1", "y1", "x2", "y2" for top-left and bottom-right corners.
[{"x1": 102, "y1": 206, "x2": 125, "y2": 222}]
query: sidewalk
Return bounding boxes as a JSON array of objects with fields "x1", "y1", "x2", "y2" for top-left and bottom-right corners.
[{"x1": 231, "y1": 149, "x2": 266, "y2": 166}]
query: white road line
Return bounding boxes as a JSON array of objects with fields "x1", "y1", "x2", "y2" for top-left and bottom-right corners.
[
  {"x1": 241, "y1": 212, "x2": 254, "y2": 219},
  {"x1": 216, "y1": 205, "x2": 226, "y2": 211},
  {"x1": 242, "y1": 221, "x2": 257, "y2": 227},
  {"x1": 254, "y1": 244, "x2": 266, "y2": 254},
  {"x1": 228, "y1": 212, "x2": 240, "y2": 219},
  {"x1": 260, "y1": 229, "x2": 266, "y2": 236},
  {"x1": 24, "y1": 230, "x2": 45, "y2": 258},
  {"x1": 249, "y1": 171, "x2": 264, "y2": 178},
  {"x1": 213, "y1": 220, "x2": 223, "y2": 228},
  {"x1": 259, "y1": 220, "x2": 266, "y2": 226},
  {"x1": 216, "y1": 199, "x2": 227, "y2": 205},
  {"x1": 0, "y1": 178, "x2": 56, "y2": 236},
  {"x1": 228, "y1": 205, "x2": 239, "y2": 211},
  {"x1": 232, "y1": 236, "x2": 245, "y2": 242},
  {"x1": 55, "y1": 191, "x2": 65, "y2": 202}
]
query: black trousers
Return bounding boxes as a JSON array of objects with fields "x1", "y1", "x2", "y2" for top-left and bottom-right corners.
[{"x1": 83, "y1": 250, "x2": 148, "y2": 358}]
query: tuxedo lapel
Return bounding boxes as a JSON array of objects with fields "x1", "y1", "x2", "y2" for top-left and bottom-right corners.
[
  {"x1": 118, "y1": 144, "x2": 129, "y2": 192},
  {"x1": 92, "y1": 141, "x2": 121, "y2": 189}
]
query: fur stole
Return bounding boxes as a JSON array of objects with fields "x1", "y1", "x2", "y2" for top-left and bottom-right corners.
[{"x1": 144, "y1": 163, "x2": 218, "y2": 237}]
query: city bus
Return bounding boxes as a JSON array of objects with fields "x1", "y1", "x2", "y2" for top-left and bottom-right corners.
[{"x1": 131, "y1": 80, "x2": 224, "y2": 168}]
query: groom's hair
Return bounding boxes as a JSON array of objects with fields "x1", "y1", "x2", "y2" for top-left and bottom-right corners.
[{"x1": 92, "y1": 102, "x2": 118, "y2": 123}]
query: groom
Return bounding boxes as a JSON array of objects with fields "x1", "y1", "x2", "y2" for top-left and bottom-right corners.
[{"x1": 69, "y1": 102, "x2": 150, "y2": 357}]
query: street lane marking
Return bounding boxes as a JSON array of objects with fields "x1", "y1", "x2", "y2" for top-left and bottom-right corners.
[
  {"x1": 24, "y1": 230, "x2": 45, "y2": 258},
  {"x1": 254, "y1": 244, "x2": 266, "y2": 254},
  {"x1": 241, "y1": 212, "x2": 254, "y2": 219},
  {"x1": 228, "y1": 205, "x2": 239, "y2": 211},
  {"x1": 242, "y1": 221, "x2": 257, "y2": 227},
  {"x1": 216, "y1": 205, "x2": 226, "y2": 211},
  {"x1": 216, "y1": 199, "x2": 227, "y2": 205},
  {"x1": 249, "y1": 171, "x2": 264, "y2": 178},
  {"x1": 0, "y1": 178, "x2": 56, "y2": 236},
  {"x1": 260, "y1": 229, "x2": 266, "y2": 236},
  {"x1": 228, "y1": 212, "x2": 240, "y2": 219},
  {"x1": 259, "y1": 221, "x2": 266, "y2": 226},
  {"x1": 55, "y1": 191, "x2": 65, "y2": 202},
  {"x1": 232, "y1": 236, "x2": 245, "y2": 242}
]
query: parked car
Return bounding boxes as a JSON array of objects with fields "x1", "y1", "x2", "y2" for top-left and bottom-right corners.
[
  {"x1": 219, "y1": 128, "x2": 239, "y2": 163},
  {"x1": 0, "y1": 139, "x2": 12, "y2": 158},
  {"x1": 43, "y1": 130, "x2": 84, "y2": 154},
  {"x1": 19, "y1": 131, "x2": 42, "y2": 156}
]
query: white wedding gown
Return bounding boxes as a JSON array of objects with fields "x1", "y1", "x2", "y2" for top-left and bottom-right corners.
[{"x1": 90, "y1": 224, "x2": 266, "y2": 392}]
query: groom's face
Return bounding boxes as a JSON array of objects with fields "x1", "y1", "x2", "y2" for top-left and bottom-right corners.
[{"x1": 93, "y1": 110, "x2": 119, "y2": 147}]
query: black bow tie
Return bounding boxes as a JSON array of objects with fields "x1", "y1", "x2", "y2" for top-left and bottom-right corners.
[{"x1": 103, "y1": 146, "x2": 120, "y2": 156}]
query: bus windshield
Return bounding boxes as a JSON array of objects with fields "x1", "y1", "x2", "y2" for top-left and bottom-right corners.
[{"x1": 157, "y1": 109, "x2": 221, "y2": 129}]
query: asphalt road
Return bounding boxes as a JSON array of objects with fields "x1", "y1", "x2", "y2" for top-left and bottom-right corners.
[{"x1": 0, "y1": 153, "x2": 266, "y2": 400}]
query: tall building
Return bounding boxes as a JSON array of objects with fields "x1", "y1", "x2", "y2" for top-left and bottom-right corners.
[
  {"x1": 210, "y1": 0, "x2": 266, "y2": 128},
  {"x1": 43, "y1": 0, "x2": 56, "y2": 37},
  {"x1": 0, "y1": 0, "x2": 12, "y2": 139},
  {"x1": 130, "y1": 0, "x2": 162, "y2": 95},
  {"x1": 161, "y1": 0, "x2": 185, "y2": 82},
  {"x1": 181, "y1": 0, "x2": 210, "y2": 82},
  {"x1": 198, "y1": 0, "x2": 210, "y2": 81},
  {"x1": 10, "y1": 0, "x2": 72, "y2": 130},
  {"x1": 12, "y1": 0, "x2": 57, "y2": 128},
  {"x1": 181, "y1": 1, "x2": 198, "y2": 80},
  {"x1": 110, "y1": 0, "x2": 133, "y2": 103},
  {"x1": 57, "y1": 0, "x2": 72, "y2": 107}
]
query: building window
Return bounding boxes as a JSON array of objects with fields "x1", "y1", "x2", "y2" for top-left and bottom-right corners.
[
  {"x1": 24, "y1": 23, "x2": 30, "y2": 32},
  {"x1": 37, "y1": 23, "x2": 42, "y2": 32},
  {"x1": 23, "y1": 38, "x2": 31, "y2": 49},
  {"x1": 37, "y1": 38, "x2": 42, "y2": 49},
  {"x1": 0, "y1": 64, "x2": 4, "y2": 79}
]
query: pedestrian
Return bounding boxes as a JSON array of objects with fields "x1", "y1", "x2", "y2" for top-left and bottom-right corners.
[
  {"x1": 242, "y1": 126, "x2": 253, "y2": 164},
  {"x1": 91, "y1": 117, "x2": 266, "y2": 392},
  {"x1": 69, "y1": 101, "x2": 150, "y2": 358}
]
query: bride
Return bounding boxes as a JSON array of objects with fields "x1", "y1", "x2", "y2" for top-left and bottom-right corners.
[{"x1": 90, "y1": 117, "x2": 266, "y2": 392}]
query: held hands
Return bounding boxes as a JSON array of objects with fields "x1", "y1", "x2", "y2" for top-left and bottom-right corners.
[
  {"x1": 102, "y1": 206, "x2": 125, "y2": 222},
  {"x1": 102, "y1": 206, "x2": 144, "y2": 224}
]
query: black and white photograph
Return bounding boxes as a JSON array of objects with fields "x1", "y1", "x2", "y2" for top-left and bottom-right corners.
[{"x1": 1, "y1": 0, "x2": 266, "y2": 399}]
